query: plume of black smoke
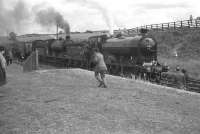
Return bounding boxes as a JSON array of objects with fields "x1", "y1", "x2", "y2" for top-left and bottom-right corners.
[
  {"x1": 0, "y1": 0, "x2": 29, "y2": 35},
  {"x1": 66, "y1": 0, "x2": 114, "y2": 34},
  {"x1": 35, "y1": 8, "x2": 70, "y2": 34}
]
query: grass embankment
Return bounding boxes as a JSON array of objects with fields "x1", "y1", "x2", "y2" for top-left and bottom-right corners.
[
  {"x1": 149, "y1": 29, "x2": 200, "y2": 78},
  {"x1": 0, "y1": 64, "x2": 200, "y2": 133}
]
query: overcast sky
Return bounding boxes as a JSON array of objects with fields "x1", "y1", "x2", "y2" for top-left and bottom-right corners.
[{"x1": 0, "y1": 0, "x2": 199, "y2": 35}]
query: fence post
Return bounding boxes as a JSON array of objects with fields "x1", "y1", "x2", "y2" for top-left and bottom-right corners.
[
  {"x1": 168, "y1": 23, "x2": 170, "y2": 29},
  {"x1": 188, "y1": 20, "x2": 190, "y2": 28},
  {"x1": 174, "y1": 22, "x2": 176, "y2": 30},
  {"x1": 35, "y1": 49, "x2": 39, "y2": 70},
  {"x1": 156, "y1": 24, "x2": 158, "y2": 31},
  {"x1": 180, "y1": 21, "x2": 183, "y2": 28},
  {"x1": 162, "y1": 24, "x2": 164, "y2": 31},
  {"x1": 195, "y1": 19, "x2": 198, "y2": 28}
]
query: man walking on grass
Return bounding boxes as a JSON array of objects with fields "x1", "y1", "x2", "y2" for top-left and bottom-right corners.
[{"x1": 91, "y1": 48, "x2": 108, "y2": 88}]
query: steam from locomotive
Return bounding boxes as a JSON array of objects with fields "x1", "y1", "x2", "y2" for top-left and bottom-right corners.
[
  {"x1": 66, "y1": 0, "x2": 114, "y2": 34},
  {"x1": 35, "y1": 7, "x2": 70, "y2": 34},
  {"x1": 0, "y1": 0, "x2": 29, "y2": 35},
  {"x1": 0, "y1": 0, "x2": 115, "y2": 35}
]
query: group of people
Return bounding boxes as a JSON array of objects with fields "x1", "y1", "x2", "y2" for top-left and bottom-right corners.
[
  {"x1": 0, "y1": 44, "x2": 189, "y2": 90},
  {"x1": 91, "y1": 48, "x2": 190, "y2": 90},
  {"x1": 174, "y1": 66, "x2": 188, "y2": 89}
]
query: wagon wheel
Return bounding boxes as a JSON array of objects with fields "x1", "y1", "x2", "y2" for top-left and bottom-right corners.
[
  {"x1": 110, "y1": 65, "x2": 120, "y2": 76},
  {"x1": 67, "y1": 59, "x2": 72, "y2": 68},
  {"x1": 80, "y1": 61, "x2": 85, "y2": 68},
  {"x1": 149, "y1": 73, "x2": 157, "y2": 82},
  {"x1": 123, "y1": 72, "x2": 133, "y2": 78},
  {"x1": 72, "y1": 60, "x2": 79, "y2": 67}
]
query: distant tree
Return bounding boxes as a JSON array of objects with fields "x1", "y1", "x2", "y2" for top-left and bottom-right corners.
[
  {"x1": 190, "y1": 15, "x2": 193, "y2": 20},
  {"x1": 9, "y1": 32, "x2": 17, "y2": 40},
  {"x1": 85, "y1": 30, "x2": 93, "y2": 33}
]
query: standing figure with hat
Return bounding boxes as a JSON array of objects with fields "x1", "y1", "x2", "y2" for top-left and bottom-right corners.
[
  {"x1": 91, "y1": 48, "x2": 108, "y2": 88},
  {"x1": 175, "y1": 66, "x2": 185, "y2": 89}
]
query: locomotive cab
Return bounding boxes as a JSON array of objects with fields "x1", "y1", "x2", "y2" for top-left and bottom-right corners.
[{"x1": 88, "y1": 35, "x2": 108, "y2": 52}]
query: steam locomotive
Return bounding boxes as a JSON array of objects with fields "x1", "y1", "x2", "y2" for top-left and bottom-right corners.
[{"x1": 32, "y1": 31, "x2": 166, "y2": 81}]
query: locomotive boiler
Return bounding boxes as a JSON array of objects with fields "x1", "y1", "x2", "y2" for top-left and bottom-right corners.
[{"x1": 101, "y1": 35, "x2": 157, "y2": 65}]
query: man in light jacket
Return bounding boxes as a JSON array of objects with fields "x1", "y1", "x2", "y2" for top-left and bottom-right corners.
[{"x1": 91, "y1": 48, "x2": 108, "y2": 88}]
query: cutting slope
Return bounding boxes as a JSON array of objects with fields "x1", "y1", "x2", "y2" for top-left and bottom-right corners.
[
  {"x1": 149, "y1": 29, "x2": 200, "y2": 78},
  {"x1": 0, "y1": 64, "x2": 200, "y2": 134}
]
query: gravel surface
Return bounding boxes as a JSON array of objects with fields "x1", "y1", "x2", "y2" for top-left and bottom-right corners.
[{"x1": 0, "y1": 64, "x2": 200, "y2": 134}]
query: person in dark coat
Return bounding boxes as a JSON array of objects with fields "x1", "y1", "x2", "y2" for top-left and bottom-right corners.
[
  {"x1": 0, "y1": 49, "x2": 7, "y2": 86},
  {"x1": 175, "y1": 66, "x2": 185, "y2": 89},
  {"x1": 181, "y1": 69, "x2": 189, "y2": 90}
]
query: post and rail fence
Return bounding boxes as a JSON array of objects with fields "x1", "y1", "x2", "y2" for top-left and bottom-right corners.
[
  {"x1": 114, "y1": 19, "x2": 200, "y2": 35},
  {"x1": 160, "y1": 74, "x2": 200, "y2": 93}
]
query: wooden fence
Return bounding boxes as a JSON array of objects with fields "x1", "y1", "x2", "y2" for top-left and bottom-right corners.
[
  {"x1": 160, "y1": 75, "x2": 200, "y2": 93},
  {"x1": 114, "y1": 19, "x2": 200, "y2": 35},
  {"x1": 186, "y1": 77, "x2": 200, "y2": 93}
]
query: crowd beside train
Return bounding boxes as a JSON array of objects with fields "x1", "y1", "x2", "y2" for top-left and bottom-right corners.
[
  {"x1": 0, "y1": 45, "x2": 188, "y2": 90},
  {"x1": 89, "y1": 49, "x2": 189, "y2": 89}
]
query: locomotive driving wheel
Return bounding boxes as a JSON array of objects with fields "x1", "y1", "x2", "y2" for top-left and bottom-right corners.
[{"x1": 109, "y1": 65, "x2": 120, "y2": 75}]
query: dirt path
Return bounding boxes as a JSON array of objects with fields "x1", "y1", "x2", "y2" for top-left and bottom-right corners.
[{"x1": 0, "y1": 64, "x2": 200, "y2": 134}]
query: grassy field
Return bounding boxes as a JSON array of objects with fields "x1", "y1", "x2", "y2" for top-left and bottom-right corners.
[
  {"x1": 0, "y1": 64, "x2": 200, "y2": 134},
  {"x1": 149, "y1": 29, "x2": 200, "y2": 78}
]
